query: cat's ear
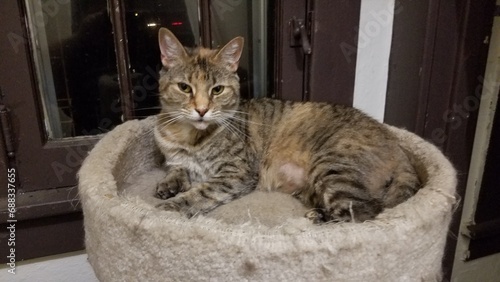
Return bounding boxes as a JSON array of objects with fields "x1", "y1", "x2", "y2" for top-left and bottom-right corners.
[
  {"x1": 215, "y1": 37, "x2": 244, "y2": 72},
  {"x1": 158, "y1": 28, "x2": 188, "y2": 68}
]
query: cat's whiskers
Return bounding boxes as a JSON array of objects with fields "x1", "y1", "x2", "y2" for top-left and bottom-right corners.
[
  {"x1": 215, "y1": 111, "x2": 253, "y2": 140},
  {"x1": 224, "y1": 109, "x2": 249, "y2": 115},
  {"x1": 179, "y1": 108, "x2": 191, "y2": 114},
  {"x1": 220, "y1": 117, "x2": 247, "y2": 136},
  {"x1": 218, "y1": 121, "x2": 246, "y2": 144},
  {"x1": 147, "y1": 112, "x2": 185, "y2": 136},
  {"x1": 134, "y1": 106, "x2": 163, "y2": 111},
  {"x1": 133, "y1": 115, "x2": 157, "y2": 118},
  {"x1": 157, "y1": 115, "x2": 185, "y2": 132},
  {"x1": 157, "y1": 111, "x2": 186, "y2": 119},
  {"x1": 225, "y1": 120, "x2": 246, "y2": 138},
  {"x1": 156, "y1": 113, "x2": 183, "y2": 125},
  {"x1": 211, "y1": 113, "x2": 246, "y2": 140},
  {"x1": 223, "y1": 113, "x2": 269, "y2": 127}
]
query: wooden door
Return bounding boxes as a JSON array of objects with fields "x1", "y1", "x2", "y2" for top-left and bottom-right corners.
[{"x1": 277, "y1": 0, "x2": 361, "y2": 105}]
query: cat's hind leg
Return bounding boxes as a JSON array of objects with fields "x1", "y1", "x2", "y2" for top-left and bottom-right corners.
[
  {"x1": 304, "y1": 209, "x2": 326, "y2": 224},
  {"x1": 309, "y1": 173, "x2": 383, "y2": 223},
  {"x1": 383, "y1": 161, "x2": 421, "y2": 208}
]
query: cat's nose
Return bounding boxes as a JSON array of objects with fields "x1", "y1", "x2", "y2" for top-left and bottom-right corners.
[{"x1": 195, "y1": 108, "x2": 208, "y2": 117}]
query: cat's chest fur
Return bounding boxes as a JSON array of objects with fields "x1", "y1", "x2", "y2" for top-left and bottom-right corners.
[{"x1": 154, "y1": 126, "x2": 227, "y2": 181}]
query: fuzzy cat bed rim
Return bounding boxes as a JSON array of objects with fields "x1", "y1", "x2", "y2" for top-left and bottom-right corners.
[
  {"x1": 79, "y1": 118, "x2": 456, "y2": 235},
  {"x1": 78, "y1": 117, "x2": 457, "y2": 281}
]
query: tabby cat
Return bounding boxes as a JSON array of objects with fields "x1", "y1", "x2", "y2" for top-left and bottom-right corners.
[{"x1": 154, "y1": 28, "x2": 420, "y2": 223}]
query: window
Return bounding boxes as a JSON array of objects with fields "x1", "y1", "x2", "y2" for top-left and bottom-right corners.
[{"x1": 26, "y1": 0, "x2": 275, "y2": 139}]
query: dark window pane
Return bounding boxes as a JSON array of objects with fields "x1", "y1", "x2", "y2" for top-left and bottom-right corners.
[
  {"x1": 26, "y1": 0, "x2": 121, "y2": 138},
  {"x1": 123, "y1": 0, "x2": 200, "y2": 118},
  {"x1": 210, "y1": 0, "x2": 274, "y2": 99}
]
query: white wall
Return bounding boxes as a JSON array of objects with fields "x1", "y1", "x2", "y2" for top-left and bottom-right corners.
[
  {"x1": 353, "y1": 0, "x2": 395, "y2": 122},
  {"x1": 0, "y1": 251, "x2": 98, "y2": 282}
]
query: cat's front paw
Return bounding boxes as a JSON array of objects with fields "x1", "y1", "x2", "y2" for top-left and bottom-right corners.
[
  {"x1": 155, "y1": 178, "x2": 188, "y2": 200},
  {"x1": 155, "y1": 181, "x2": 180, "y2": 200},
  {"x1": 155, "y1": 168, "x2": 191, "y2": 200}
]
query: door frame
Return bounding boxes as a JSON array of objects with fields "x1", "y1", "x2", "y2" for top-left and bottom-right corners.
[{"x1": 386, "y1": 0, "x2": 497, "y2": 279}]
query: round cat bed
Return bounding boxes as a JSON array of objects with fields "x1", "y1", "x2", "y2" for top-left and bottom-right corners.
[{"x1": 79, "y1": 116, "x2": 457, "y2": 282}]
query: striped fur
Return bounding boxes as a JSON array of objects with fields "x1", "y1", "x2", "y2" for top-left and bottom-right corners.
[{"x1": 154, "y1": 28, "x2": 420, "y2": 222}]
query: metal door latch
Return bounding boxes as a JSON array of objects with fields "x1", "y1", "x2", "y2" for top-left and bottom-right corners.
[
  {"x1": 290, "y1": 17, "x2": 312, "y2": 55},
  {"x1": 0, "y1": 90, "x2": 15, "y2": 158}
]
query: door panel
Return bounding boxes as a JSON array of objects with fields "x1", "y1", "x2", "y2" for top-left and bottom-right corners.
[
  {"x1": 277, "y1": 0, "x2": 360, "y2": 104},
  {"x1": 0, "y1": 120, "x2": 8, "y2": 198},
  {"x1": 307, "y1": 0, "x2": 360, "y2": 105},
  {"x1": 276, "y1": 0, "x2": 308, "y2": 101}
]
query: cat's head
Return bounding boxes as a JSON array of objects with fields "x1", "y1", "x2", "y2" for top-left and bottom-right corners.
[{"x1": 157, "y1": 28, "x2": 244, "y2": 130}]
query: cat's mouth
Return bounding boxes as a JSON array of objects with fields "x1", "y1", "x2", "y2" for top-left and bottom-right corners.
[{"x1": 193, "y1": 120, "x2": 209, "y2": 130}]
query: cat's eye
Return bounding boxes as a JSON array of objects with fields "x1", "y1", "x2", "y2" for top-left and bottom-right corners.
[
  {"x1": 211, "y1": 85, "x2": 225, "y2": 95},
  {"x1": 178, "y1": 83, "x2": 192, "y2": 93}
]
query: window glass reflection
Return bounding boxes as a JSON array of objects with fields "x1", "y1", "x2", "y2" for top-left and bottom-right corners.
[
  {"x1": 210, "y1": 0, "x2": 273, "y2": 99},
  {"x1": 26, "y1": 0, "x2": 121, "y2": 138},
  {"x1": 124, "y1": 0, "x2": 200, "y2": 118}
]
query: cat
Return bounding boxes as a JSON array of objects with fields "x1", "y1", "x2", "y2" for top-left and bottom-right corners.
[{"x1": 153, "y1": 27, "x2": 420, "y2": 223}]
